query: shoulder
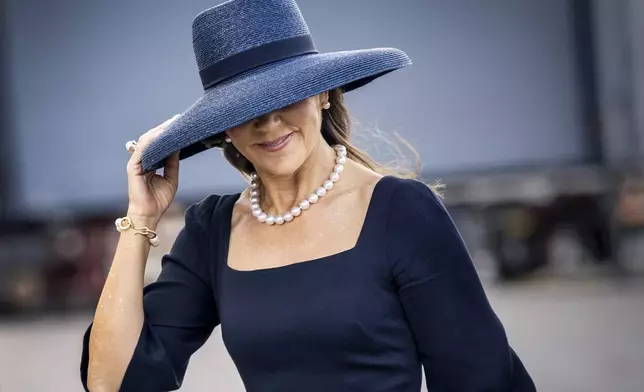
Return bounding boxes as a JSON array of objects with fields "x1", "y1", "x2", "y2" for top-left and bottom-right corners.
[
  {"x1": 384, "y1": 176, "x2": 457, "y2": 251},
  {"x1": 184, "y1": 192, "x2": 238, "y2": 231},
  {"x1": 385, "y1": 176, "x2": 447, "y2": 221},
  {"x1": 383, "y1": 177, "x2": 474, "y2": 285},
  {"x1": 169, "y1": 193, "x2": 238, "y2": 272}
]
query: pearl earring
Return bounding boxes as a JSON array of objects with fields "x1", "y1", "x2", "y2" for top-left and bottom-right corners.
[
  {"x1": 323, "y1": 102, "x2": 331, "y2": 110},
  {"x1": 225, "y1": 136, "x2": 232, "y2": 143}
]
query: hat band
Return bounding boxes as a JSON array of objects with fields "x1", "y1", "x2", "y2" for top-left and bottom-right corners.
[{"x1": 199, "y1": 34, "x2": 318, "y2": 90}]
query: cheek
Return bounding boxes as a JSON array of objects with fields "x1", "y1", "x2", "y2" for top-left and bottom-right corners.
[
  {"x1": 227, "y1": 126, "x2": 252, "y2": 147},
  {"x1": 226, "y1": 126, "x2": 243, "y2": 139},
  {"x1": 294, "y1": 110, "x2": 322, "y2": 140}
]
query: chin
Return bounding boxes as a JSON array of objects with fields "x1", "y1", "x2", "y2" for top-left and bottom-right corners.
[{"x1": 255, "y1": 155, "x2": 304, "y2": 178}]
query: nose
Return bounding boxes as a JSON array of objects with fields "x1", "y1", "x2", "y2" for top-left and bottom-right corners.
[{"x1": 253, "y1": 111, "x2": 281, "y2": 133}]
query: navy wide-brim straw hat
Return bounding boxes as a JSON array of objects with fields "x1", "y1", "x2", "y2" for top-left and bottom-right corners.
[{"x1": 140, "y1": 0, "x2": 412, "y2": 173}]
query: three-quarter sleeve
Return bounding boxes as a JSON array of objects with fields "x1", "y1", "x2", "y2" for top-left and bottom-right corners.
[
  {"x1": 80, "y1": 195, "x2": 221, "y2": 392},
  {"x1": 387, "y1": 179, "x2": 536, "y2": 391}
]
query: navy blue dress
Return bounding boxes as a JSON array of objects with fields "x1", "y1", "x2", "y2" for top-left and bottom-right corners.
[{"x1": 80, "y1": 176, "x2": 536, "y2": 391}]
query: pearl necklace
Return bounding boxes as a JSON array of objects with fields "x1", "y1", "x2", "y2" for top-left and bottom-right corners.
[{"x1": 249, "y1": 145, "x2": 347, "y2": 225}]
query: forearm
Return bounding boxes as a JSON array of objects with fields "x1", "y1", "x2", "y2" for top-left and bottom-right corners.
[{"x1": 87, "y1": 217, "x2": 156, "y2": 391}]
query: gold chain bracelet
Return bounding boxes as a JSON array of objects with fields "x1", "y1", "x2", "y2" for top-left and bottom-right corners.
[{"x1": 115, "y1": 217, "x2": 160, "y2": 247}]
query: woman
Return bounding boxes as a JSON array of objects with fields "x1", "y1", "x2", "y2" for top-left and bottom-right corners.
[{"x1": 81, "y1": 1, "x2": 536, "y2": 391}]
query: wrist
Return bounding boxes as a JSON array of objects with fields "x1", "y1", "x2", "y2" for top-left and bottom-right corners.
[
  {"x1": 115, "y1": 215, "x2": 160, "y2": 247},
  {"x1": 125, "y1": 212, "x2": 160, "y2": 230}
]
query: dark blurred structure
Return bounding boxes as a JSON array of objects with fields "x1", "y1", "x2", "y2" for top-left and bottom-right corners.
[
  {"x1": 0, "y1": 214, "x2": 112, "y2": 313},
  {"x1": 437, "y1": 0, "x2": 644, "y2": 279},
  {"x1": 1, "y1": 0, "x2": 644, "y2": 314}
]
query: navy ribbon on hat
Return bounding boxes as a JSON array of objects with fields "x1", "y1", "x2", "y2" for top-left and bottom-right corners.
[{"x1": 199, "y1": 34, "x2": 318, "y2": 90}]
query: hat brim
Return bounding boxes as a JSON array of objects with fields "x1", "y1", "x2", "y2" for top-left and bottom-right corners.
[{"x1": 141, "y1": 48, "x2": 411, "y2": 172}]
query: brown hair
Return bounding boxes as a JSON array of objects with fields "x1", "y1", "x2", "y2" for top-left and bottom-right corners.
[{"x1": 207, "y1": 88, "x2": 442, "y2": 195}]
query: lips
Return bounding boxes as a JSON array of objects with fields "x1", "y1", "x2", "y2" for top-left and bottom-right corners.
[{"x1": 257, "y1": 133, "x2": 293, "y2": 152}]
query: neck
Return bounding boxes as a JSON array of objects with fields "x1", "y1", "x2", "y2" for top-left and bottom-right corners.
[{"x1": 255, "y1": 142, "x2": 337, "y2": 214}]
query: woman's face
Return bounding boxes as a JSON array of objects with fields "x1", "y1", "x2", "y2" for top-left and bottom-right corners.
[{"x1": 225, "y1": 92, "x2": 328, "y2": 177}]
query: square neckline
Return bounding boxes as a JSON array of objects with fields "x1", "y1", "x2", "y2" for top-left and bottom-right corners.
[{"x1": 221, "y1": 175, "x2": 393, "y2": 273}]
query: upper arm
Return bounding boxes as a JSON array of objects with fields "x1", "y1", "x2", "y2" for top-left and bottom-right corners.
[
  {"x1": 81, "y1": 195, "x2": 221, "y2": 392},
  {"x1": 143, "y1": 197, "x2": 219, "y2": 330},
  {"x1": 131, "y1": 200, "x2": 220, "y2": 376},
  {"x1": 387, "y1": 179, "x2": 535, "y2": 391}
]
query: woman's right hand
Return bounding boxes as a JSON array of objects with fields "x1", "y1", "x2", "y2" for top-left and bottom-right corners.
[{"x1": 126, "y1": 115, "x2": 181, "y2": 227}]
